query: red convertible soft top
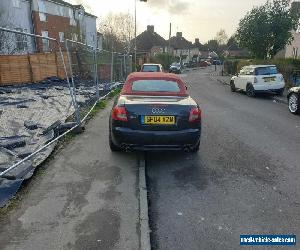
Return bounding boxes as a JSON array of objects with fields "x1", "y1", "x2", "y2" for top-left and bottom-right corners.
[{"x1": 121, "y1": 72, "x2": 189, "y2": 97}]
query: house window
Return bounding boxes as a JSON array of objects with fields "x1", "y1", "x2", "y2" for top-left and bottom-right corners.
[
  {"x1": 69, "y1": 9, "x2": 76, "y2": 26},
  {"x1": 39, "y1": 13, "x2": 47, "y2": 22},
  {"x1": 59, "y1": 32, "x2": 64, "y2": 42},
  {"x1": 12, "y1": 0, "x2": 20, "y2": 8},
  {"x1": 38, "y1": 0, "x2": 47, "y2": 21},
  {"x1": 41, "y1": 31, "x2": 49, "y2": 51},
  {"x1": 15, "y1": 28, "x2": 28, "y2": 52},
  {"x1": 72, "y1": 33, "x2": 78, "y2": 42},
  {"x1": 59, "y1": 6, "x2": 64, "y2": 16},
  {"x1": 78, "y1": 10, "x2": 84, "y2": 21},
  {"x1": 292, "y1": 47, "x2": 298, "y2": 59},
  {"x1": 38, "y1": 0, "x2": 46, "y2": 12}
]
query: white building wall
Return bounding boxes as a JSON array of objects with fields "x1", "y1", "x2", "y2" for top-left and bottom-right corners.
[
  {"x1": 0, "y1": 0, "x2": 35, "y2": 54},
  {"x1": 285, "y1": 32, "x2": 300, "y2": 59},
  {"x1": 32, "y1": 0, "x2": 71, "y2": 18},
  {"x1": 84, "y1": 15, "x2": 97, "y2": 48}
]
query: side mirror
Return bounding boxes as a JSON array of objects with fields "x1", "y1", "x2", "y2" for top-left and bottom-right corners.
[{"x1": 185, "y1": 86, "x2": 188, "y2": 90}]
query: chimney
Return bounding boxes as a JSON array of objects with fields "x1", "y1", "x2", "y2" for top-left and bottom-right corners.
[
  {"x1": 176, "y1": 32, "x2": 182, "y2": 38},
  {"x1": 147, "y1": 25, "x2": 154, "y2": 33},
  {"x1": 195, "y1": 38, "x2": 200, "y2": 44}
]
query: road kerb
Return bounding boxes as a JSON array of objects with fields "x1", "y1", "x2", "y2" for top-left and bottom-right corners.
[
  {"x1": 138, "y1": 153, "x2": 151, "y2": 250},
  {"x1": 273, "y1": 96, "x2": 288, "y2": 105}
]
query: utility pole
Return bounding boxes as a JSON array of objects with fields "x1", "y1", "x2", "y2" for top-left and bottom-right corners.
[
  {"x1": 168, "y1": 23, "x2": 171, "y2": 64},
  {"x1": 134, "y1": 0, "x2": 148, "y2": 72},
  {"x1": 111, "y1": 41, "x2": 114, "y2": 83},
  {"x1": 134, "y1": 0, "x2": 137, "y2": 72}
]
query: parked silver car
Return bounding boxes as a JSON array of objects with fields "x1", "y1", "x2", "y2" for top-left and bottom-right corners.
[{"x1": 169, "y1": 63, "x2": 181, "y2": 74}]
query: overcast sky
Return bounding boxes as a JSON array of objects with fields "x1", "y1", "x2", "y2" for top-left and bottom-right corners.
[{"x1": 67, "y1": 0, "x2": 268, "y2": 43}]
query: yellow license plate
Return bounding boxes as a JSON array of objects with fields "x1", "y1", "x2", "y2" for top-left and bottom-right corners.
[
  {"x1": 143, "y1": 116, "x2": 175, "y2": 125},
  {"x1": 264, "y1": 77, "x2": 275, "y2": 82}
]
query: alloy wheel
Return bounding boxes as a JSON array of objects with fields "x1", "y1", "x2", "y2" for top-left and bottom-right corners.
[{"x1": 289, "y1": 93, "x2": 299, "y2": 114}]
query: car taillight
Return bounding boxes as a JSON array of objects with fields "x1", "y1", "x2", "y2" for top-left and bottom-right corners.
[
  {"x1": 254, "y1": 77, "x2": 258, "y2": 84},
  {"x1": 112, "y1": 106, "x2": 127, "y2": 121},
  {"x1": 189, "y1": 107, "x2": 201, "y2": 122}
]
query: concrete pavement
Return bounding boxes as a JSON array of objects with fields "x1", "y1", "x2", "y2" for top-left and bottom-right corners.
[{"x1": 0, "y1": 99, "x2": 141, "y2": 250}]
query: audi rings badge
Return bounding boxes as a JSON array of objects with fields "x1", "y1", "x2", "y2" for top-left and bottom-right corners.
[{"x1": 151, "y1": 108, "x2": 166, "y2": 114}]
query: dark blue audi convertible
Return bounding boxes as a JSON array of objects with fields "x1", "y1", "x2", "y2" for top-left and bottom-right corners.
[{"x1": 109, "y1": 72, "x2": 201, "y2": 152}]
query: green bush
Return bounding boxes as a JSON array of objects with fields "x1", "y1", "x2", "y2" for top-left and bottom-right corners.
[
  {"x1": 224, "y1": 60, "x2": 239, "y2": 75},
  {"x1": 150, "y1": 53, "x2": 175, "y2": 70}
]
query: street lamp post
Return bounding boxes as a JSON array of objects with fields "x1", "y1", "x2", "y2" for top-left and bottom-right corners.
[
  {"x1": 134, "y1": 0, "x2": 147, "y2": 72},
  {"x1": 134, "y1": 0, "x2": 137, "y2": 72}
]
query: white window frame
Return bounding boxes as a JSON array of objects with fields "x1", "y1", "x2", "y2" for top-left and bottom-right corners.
[
  {"x1": 72, "y1": 33, "x2": 78, "y2": 42},
  {"x1": 15, "y1": 28, "x2": 28, "y2": 52},
  {"x1": 59, "y1": 6, "x2": 64, "y2": 16},
  {"x1": 38, "y1": 0, "x2": 47, "y2": 21},
  {"x1": 59, "y1": 32, "x2": 64, "y2": 43},
  {"x1": 12, "y1": 0, "x2": 21, "y2": 8},
  {"x1": 41, "y1": 31, "x2": 49, "y2": 51},
  {"x1": 39, "y1": 13, "x2": 47, "y2": 22},
  {"x1": 69, "y1": 8, "x2": 76, "y2": 26},
  {"x1": 38, "y1": 0, "x2": 46, "y2": 12}
]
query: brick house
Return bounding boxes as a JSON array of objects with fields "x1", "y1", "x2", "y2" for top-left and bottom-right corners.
[
  {"x1": 133, "y1": 25, "x2": 168, "y2": 65},
  {"x1": 168, "y1": 32, "x2": 193, "y2": 63},
  {"x1": 31, "y1": 0, "x2": 97, "y2": 51},
  {"x1": 0, "y1": 0, "x2": 97, "y2": 53}
]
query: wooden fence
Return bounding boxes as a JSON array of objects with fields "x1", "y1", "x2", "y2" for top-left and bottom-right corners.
[
  {"x1": 0, "y1": 52, "x2": 115, "y2": 86},
  {"x1": 0, "y1": 52, "x2": 70, "y2": 86}
]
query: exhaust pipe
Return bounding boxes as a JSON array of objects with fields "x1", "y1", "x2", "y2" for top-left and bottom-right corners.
[
  {"x1": 121, "y1": 144, "x2": 131, "y2": 152},
  {"x1": 183, "y1": 146, "x2": 190, "y2": 153},
  {"x1": 124, "y1": 146, "x2": 131, "y2": 152}
]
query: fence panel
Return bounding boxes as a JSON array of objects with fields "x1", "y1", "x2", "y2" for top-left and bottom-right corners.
[
  {"x1": 0, "y1": 27, "x2": 132, "y2": 207},
  {"x1": 0, "y1": 28, "x2": 78, "y2": 207}
]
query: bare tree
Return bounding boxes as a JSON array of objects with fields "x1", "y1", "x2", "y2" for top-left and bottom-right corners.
[
  {"x1": 215, "y1": 29, "x2": 228, "y2": 45},
  {"x1": 98, "y1": 12, "x2": 134, "y2": 53}
]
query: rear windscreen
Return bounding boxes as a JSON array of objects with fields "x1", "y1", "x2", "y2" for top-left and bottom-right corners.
[
  {"x1": 255, "y1": 67, "x2": 278, "y2": 75},
  {"x1": 142, "y1": 65, "x2": 159, "y2": 72},
  {"x1": 132, "y1": 80, "x2": 180, "y2": 92}
]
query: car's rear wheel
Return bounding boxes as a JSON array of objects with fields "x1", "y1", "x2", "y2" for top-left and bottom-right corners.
[
  {"x1": 109, "y1": 132, "x2": 121, "y2": 151},
  {"x1": 230, "y1": 80, "x2": 236, "y2": 92},
  {"x1": 246, "y1": 84, "x2": 255, "y2": 97},
  {"x1": 288, "y1": 93, "x2": 300, "y2": 114}
]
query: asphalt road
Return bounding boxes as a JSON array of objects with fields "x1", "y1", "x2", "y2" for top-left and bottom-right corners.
[{"x1": 146, "y1": 68, "x2": 300, "y2": 250}]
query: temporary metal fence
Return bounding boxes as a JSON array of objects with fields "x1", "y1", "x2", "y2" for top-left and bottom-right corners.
[{"x1": 0, "y1": 27, "x2": 131, "y2": 207}]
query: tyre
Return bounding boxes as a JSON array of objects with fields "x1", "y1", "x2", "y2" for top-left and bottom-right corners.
[
  {"x1": 246, "y1": 84, "x2": 255, "y2": 97},
  {"x1": 230, "y1": 80, "x2": 236, "y2": 92},
  {"x1": 109, "y1": 132, "x2": 121, "y2": 151},
  {"x1": 276, "y1": 88, "x2": 284, "y2": 96},
  {"x1": 288, "y1": 93, "x2": 300, "y2": 115}
]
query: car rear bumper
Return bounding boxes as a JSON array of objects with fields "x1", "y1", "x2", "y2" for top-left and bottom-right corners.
[
  {"x1": 111, "y1": 126, "x2": 201, "y2": 151},
  {"x1": 253, "y1": 82, "x2": 285, "y2": 91},
  {"x1": 169, "y1": 69, "x2": 181, "y2": 73}
]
